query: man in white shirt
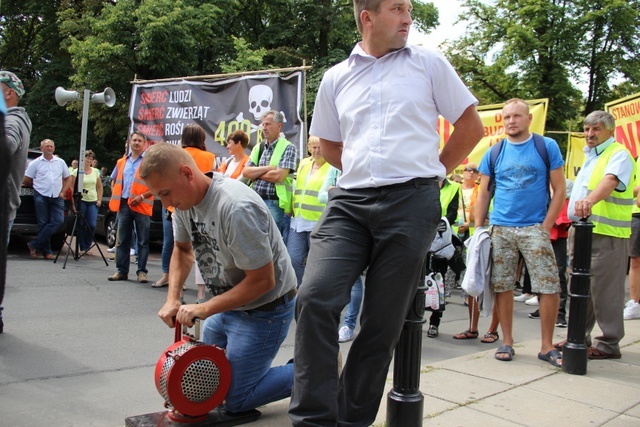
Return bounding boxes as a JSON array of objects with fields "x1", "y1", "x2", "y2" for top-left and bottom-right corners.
[
  {"x1": 23, "y1": 139, "x2": 71, "y2": 259},
  {"x1": 289, "y1": 1, "x2": 483, "y2": 425}
]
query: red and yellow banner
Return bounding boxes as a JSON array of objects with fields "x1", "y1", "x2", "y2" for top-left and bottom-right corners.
[
  {"x1": 438, "y1": 98, "x2": 549, "y2": 172},
  {"x1": 605, "y1": 92, "x2": 640, "y2": 159}
]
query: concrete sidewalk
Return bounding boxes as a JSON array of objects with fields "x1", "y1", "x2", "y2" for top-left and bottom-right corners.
[{"x1": 254, "y1": 323, "x2": 640, "y2": 426}]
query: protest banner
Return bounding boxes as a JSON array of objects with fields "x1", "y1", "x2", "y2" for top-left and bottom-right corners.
[{"x1": 130, "y1": 70, "x2": 306, "y2": 160}]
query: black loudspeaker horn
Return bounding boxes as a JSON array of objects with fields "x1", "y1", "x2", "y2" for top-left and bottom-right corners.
[
  {"x1": 91, "y1": 87, "x2": 116, "y2": 107},
  {"x1": 55, "y1": 87, "x2": 80, "y2": 106}
]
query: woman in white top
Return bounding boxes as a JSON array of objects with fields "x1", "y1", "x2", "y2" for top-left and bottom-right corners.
[{"x1": 217, "y1": 130, "x2": 250, "y2": 183}]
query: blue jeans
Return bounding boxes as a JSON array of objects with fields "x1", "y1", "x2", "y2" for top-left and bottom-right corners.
[
  {"x1": 78, "y1": 200, "x2": 98, "y2": 252},
  {"x1": 31, "y1": 191, "x2": 65, "y2": 255},
  {"x1": 115, "y1": 201, "x2": 150, "y2": 275},
  {"x1": 291, "y1": 178, "x2": 440, "y2": 426},
  {"x1": 202, "y1": 297, "x2": 295, "y2": 413},
  {"x1": 343, "y1": 276, "x2": 364, "y2": 330},
  {"x1": 287, "y1": 229, "x2": 311, "y2": 287},
  {"x1": 263, "y1": 199, "x2": 286, "y2": 238},
  {"x1": 161, "y1": 208, "x2": 174, "y2": 273}
]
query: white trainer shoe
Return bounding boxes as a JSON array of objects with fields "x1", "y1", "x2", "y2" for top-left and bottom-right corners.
[
  {"x1": 525, "y1": 295, "x2": 539, "y2": 306},
  {"x1": 107, "y1": 247, "x2": 116, "y2": 253},
  {"x1": 129, "y1": 248, "x2": 136, "y2": 256},
  {"x1": 338, "y1": 326, "x2": 355, "y2": 342},
  {"x1": 623, "y1": 301, "x2": 640, "y2": 320},
  {"x1": 514, "y1": 293, "x2": 532, "y2": 302}
]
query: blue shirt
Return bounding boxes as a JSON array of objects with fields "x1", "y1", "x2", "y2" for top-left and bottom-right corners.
[{"x1": 478, "y1": 135, "x2": 564, "y2": 226}]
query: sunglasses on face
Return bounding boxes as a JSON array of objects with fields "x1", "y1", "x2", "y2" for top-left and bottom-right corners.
[{"x1": 464, "y1": 168, "x2": 478, "y2": 173}]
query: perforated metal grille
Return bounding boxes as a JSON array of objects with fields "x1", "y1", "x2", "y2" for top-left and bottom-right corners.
[
  {"x1": 159, "y1": 341, "x2": 222, "y2": 404},
  {"x1": 181, "y1": 358, "x2": 221, "y2": 402}
]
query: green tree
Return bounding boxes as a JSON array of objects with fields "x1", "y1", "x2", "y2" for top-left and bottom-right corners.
[{"x1": 446, "y1": 0, "x2": 640, "y2": 136}]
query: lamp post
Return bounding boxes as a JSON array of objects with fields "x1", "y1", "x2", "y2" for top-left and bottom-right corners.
[
  {"x1": 55, "y1": 86, "x2": 115, "y2": 194},
  {"x1": 54, "y1": 86, "x2": 115, "y2": 267}
]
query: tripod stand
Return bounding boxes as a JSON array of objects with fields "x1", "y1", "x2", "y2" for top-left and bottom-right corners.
[{"x1": 55, "y1": 192, "x2": 108, "y2": 269}]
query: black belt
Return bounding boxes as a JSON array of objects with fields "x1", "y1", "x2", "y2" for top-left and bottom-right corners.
[
  {"x1": 251, "y1": 288, "x2": 297, "y2": 312},
  {"x1": 260, "y1": 194, "x2": 279, "y2": 201}
]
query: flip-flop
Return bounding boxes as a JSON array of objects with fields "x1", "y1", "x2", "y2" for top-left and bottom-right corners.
[
  {"x1": 495, "y1": 345, "x2": 515, "y2": 361},
  {"x1": 151, "y1": 280, "x2": 168, "y2": 288},
  {"x1": 538, "y1": 349, "x2": 563, "y2": 367}
]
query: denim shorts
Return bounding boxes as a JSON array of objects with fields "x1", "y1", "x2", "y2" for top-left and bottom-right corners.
[{"x1": 490, "y1": 224, "x2": 560, "y2": 294}]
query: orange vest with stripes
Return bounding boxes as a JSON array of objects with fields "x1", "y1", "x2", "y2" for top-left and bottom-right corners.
[{"x1": 108, "y1": 156, "x2": 153, "y2": 216}]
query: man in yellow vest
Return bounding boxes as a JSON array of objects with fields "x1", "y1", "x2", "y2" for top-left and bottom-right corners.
[
  {"x1": 107, "y1": 131, "x2": 154, "y2": 283},
  {"x1": 242, "y1": 110, "x2": 298, "y2": 239},
  {"x1": 565, "y1": 110, "x2": 634, "y2": 359}
]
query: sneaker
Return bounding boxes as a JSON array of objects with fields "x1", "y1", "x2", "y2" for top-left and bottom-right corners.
[
  {"x1": 514, "y1": 293, "x2": 532, "y2": 302},
  {"x1": 623, "y1": 301, "x2": 640, "y2": 320},
  {"x1": 556, "y1": 315, "x2": 568, "y2": 327},
  {"x1": 338, "y1": 326, "x2": 354, "y2": 342},
  {"x1": 107, "y1": 247, "x2": 116, "y2": 253},
  {"x1": 427, "y1": 324, "x2": 438, "y2": 338},
  {"x1": 528, "y1": 310, "x2": 540, "y2": 319},
  {"x1": 137, "y1": 272, "x2": 149, "y2": 283},
  {"x1": 525, "y1": 295, "x2": 539, "y2": 306},
  {"x1": 130, "y1": 248, "x2": 136, "y2": 256}
]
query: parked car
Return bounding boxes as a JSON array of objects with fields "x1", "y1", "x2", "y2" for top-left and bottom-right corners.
[
  {"x1": 11, "y1": 149, "x2": 72, "y2": 250},
  {"x1": 95, "y1": 184, "x2": 164, "y2": 247}
]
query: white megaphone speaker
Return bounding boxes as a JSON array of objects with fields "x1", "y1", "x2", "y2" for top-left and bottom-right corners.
[
  {"x1": 91, "y1": 87, "x2": 116, "y2": 107},
  {"x1": 55, "y1": 87, "x2": 80, "y2": 106}
]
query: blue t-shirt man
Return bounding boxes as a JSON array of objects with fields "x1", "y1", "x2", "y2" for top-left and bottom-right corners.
[{"x1": 478, "y1": 135, "x2": 565, "y2": 226}]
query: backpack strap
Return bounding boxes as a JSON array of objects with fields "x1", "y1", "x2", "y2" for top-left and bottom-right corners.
[{"x1": 488, "y1": 139, "x2": 505, "y2": 195}]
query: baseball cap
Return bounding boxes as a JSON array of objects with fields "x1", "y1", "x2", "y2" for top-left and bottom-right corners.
[{"x1": 0, "y1": 71, "x2": 25, "y2": 98}]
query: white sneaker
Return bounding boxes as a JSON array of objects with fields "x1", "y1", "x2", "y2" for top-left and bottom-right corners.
[
  {"x1": 338, "y1": 326, "x2": 354, "y2": 342},
  {"x1": 625, "y1": 299, "x2": 635, "y2": 308},
  {"x1": 525, "y1": 295, "x2": 539, "y2": 306},
  {"x1": 514, "y1": 293, "x2": 532, "y2": 302},
  {"x1": 129, "y1": 249, "x2": 136, "y2": 256},
  {"x1": 623, "y1": 301, "x2": 640, "y2": 320},
  {"x1": 107, "y1": 247, "x2": 116, "y2": 253}
]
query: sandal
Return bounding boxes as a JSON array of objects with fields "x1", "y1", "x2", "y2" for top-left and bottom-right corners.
[
  {"x1": 481, "y1": 331, "x2": 499, "y2": 344},
  {"x1": 452, "y1": 330, "x2": 479, "y2": 340},
  {"x1": 151, "y1": 280, "x2": 168, "y2": 288}
]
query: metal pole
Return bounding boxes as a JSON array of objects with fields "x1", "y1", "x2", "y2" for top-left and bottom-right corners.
[
  {"x1": 77, "y1": 88, "x2": 91, "y2": 194},
  {"x1": 386, "y1": 263, "x2": 426, "y2": 426},
  {"x1": 562, "y1": 218, "x2": 594, "y2": 375}
]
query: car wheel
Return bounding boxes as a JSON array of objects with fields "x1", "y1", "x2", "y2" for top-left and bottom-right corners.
[{"x1": 106, "y1": 214, "x2": 117, "y2": 248}]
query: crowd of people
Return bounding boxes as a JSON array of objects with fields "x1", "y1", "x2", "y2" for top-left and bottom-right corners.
[{"x1": 2, "y1": 0, "x2": 639, "y2": 425}]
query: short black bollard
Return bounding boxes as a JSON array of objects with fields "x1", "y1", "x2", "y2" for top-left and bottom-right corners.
[
  {"x1": 386, "y1": 265, "x2": 426, "y2": 427},
  {"x1": 562, "y1": 218, "x2": 594, "y2": 375}
]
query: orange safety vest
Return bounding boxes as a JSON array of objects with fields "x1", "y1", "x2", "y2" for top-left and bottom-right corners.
[
  {"x1": 184, "y1": 146, "x2": 216, "y2": 173},
  {"x1": 218, "y1": 156, "x2": 249, "y2": 179},
  {"x1": 108, "y1": 156, "x2": 153, "y2": 216}
]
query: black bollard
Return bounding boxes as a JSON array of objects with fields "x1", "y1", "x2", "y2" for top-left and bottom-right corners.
[
  {"x1": 562, "y1": 218, "x2": 594, "y2": 375},
  {"x1": 386, "y1": 264, "x2": 426, "y2": 427}
]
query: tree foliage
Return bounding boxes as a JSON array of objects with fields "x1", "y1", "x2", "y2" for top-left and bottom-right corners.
[{"x1": 446, "y1": 0, "x2": 640, "y2": 133}]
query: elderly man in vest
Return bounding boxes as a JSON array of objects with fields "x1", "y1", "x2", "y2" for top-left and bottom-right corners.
[
  {"x1": 107, "y1": 131, "x2": 153, "y2": 283},
  {"x1": 564, "y1": 110, "x2": 634, "y2": 359},
  {"x1": 242, "y1": 110, "x2": 298, "y2": 239}
]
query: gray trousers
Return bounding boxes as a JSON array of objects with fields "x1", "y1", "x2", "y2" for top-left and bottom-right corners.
[
  {"x1": 290, "y1": 179, "x2": 440, "y2": 427},
  {"x1": 570, "y1": 230, "x2": 627, "y2": 354}
]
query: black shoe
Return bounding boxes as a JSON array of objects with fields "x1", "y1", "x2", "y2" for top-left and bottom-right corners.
[
  {"x1": 555, "y1": 316, "x2": 567, "y2": 328},
  {"x1": 528, "y1": 310, "x2": 540, "y2": 319},
  {"x1": 427, "y1": 324, "x2": 439, "y2": 338}
]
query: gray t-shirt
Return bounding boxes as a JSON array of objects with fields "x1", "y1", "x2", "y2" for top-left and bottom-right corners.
[{"x1": 173, "y1": 173, "x2": 296, "y2": 310}]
